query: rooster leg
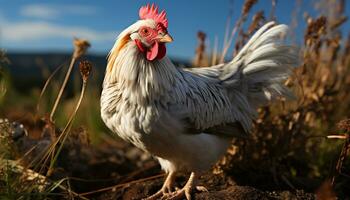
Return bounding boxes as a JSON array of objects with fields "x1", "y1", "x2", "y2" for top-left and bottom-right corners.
[
  {"x1": 167, "y1": 171, "x2": 207, "y2": 200},
  {"x1": 144, "y1": 171, "x2": 176, "y2": 200}
]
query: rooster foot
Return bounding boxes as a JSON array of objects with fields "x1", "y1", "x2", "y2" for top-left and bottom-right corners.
[
  {"x1": 165, "y1": 172, "x2": 206, "y2": 200},
  {"x1": 144, "y1": 172, "x2": 176, "y2": 200}
]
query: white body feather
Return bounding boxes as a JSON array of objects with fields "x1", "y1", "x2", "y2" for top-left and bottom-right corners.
[{"x1": 101, "y1": 22, "x2": 299, "y2": 173}]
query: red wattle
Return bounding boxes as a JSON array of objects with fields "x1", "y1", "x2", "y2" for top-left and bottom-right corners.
[
  {"x1": 146, "y1": 42, "x2": 166, "y2": 61},
  {"x1": 147, "y1": 42, "x2": 159, "y2": 61},
  {"x1": 135, "y1": 40, "x2": 166, "y2": 61}
]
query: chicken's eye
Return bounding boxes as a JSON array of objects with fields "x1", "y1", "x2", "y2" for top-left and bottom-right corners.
[{"x1": 139, "y1": 27, "x2": 151, "y2": 37}]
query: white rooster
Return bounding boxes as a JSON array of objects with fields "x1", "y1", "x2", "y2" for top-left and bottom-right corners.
[{"x1": 101, "y1": 4, "x2": 299, "y2": 200}]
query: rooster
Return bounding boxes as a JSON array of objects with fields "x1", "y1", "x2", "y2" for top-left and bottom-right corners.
[{"x1": 101, "y1": 4, "x2": 299, "y2": 200}]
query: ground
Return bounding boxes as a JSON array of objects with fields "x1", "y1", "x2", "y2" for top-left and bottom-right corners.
[{"x1": 0, "y1": 117, "x2": 317, "y2": 200}]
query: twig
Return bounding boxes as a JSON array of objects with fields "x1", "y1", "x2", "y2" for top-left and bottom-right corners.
[
  {"x1": 223, "y1": 0, "x2": 234, "y2": 48},
  {"x1": 220, "y1": 20, "x2": 242, "y2": 63},
  {"x1": 49, "y1": 57, "x2": 76, "y2": 121},
  {"x1": 211, "y1": 36, "x2": 219, "y2": 66},
  {"x1": 327, "y1": 135, "x2": 348, "y2": 139},
  {"x1": 269, "y1": 0, "x2": 276, "y2": 21},
  {"x1": 78, "y1": 173, "x2": 165, "y2": 196},
  {"x1": 47, "y1": 80, "x2": 87, "y2": 175},
  {"x1": 220, "y1": 0, "x2": 258, "y2": 62},
  {"x1": 36, "y1": 63, "x2": 65, "y2": 114},
  {"x1": 118, "y1": 162, "x2": 159, "y2": 183},
  {"x1": 281, "y1": 174, "x2": 296, "y2": 190},
  {"x1": 331, "y1": 133, "x2": 350, "y2": 185}
]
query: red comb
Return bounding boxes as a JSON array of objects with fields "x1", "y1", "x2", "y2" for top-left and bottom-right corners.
[{"x1": 139, "y1": 4, "x2": 168, "y2": 28}]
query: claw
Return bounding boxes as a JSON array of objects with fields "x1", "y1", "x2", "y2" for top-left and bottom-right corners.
[
  {"x1": 144, "y1": 172, "x2": 176, "y2": 200},
  {"x1": 196, "y1": 185, "x2": 208, "y2": 192},
  {"x1": 145, "y1": 172, "x2": 206, "y2": 200},
  {"x1": 166, "y1": 172, "x2": 198, "y2": 200},
  {"x1": 166, "y1": 187, "x2": 193, "y2": 200}
]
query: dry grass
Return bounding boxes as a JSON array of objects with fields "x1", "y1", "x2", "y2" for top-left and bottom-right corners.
[
  {"x1": 0, "y1": 39, "x2": 94, "y2": 199},
  {"x1": 193, "y1": 31, "x2": 208, "y2": 67},
  {"x1": 192, "y1": 0, "x2": 350, "y2": 197},
  {"x1": 0, "y1": 50, "x2": 10, "y2": 104}
]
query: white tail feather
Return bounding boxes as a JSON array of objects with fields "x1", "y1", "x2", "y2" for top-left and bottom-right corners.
[{"x1": 224, "y1": 22, "x2": 300, "y2": 109}]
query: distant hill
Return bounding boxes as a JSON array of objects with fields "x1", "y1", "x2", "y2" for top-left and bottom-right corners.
[{"x1": 4, "y1": 52, "x2": 189, "y2": 91}]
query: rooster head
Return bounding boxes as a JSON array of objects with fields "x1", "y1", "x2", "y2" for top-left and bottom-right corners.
[
  {"x1": 134, "y1": 4, "x2": 173, "y2": 61},
  {"x1": 110, "y1": 4, "x2": 173, "y2": 63}
]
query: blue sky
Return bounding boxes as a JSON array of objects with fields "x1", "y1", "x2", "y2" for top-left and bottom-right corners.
[{"x1": 0, "y1": 0, "x2": 349, "y2": 60}]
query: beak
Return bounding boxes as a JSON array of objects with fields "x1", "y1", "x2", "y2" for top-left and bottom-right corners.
[{"x1": 158, "y1": 34, "x2": 173, "y2": 43}]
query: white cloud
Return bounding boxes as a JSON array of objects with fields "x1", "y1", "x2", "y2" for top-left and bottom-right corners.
[
  {"x1": 20, "y1": 4, "x2": 97, "y2": 19},
  {"x1": 21, "y1": 5, "x2": 58, "y2": 19},
  {"x1": 0, "y1": 15, "x2": 117, "y2": 51},
  {"x1": 1, "y1": 21, "x2": 116, "y2": 42}
]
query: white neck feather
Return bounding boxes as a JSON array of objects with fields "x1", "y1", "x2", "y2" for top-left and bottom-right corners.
[{"x1": 104, "y1": 42, "x2": 178, "y2": 104}]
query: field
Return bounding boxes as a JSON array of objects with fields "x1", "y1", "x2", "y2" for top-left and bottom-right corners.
[{"x1": 1, "y1": 0, "x2": 350, "y2": 199}]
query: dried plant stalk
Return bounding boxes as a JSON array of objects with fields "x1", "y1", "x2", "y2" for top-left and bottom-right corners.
[
  {"x1": 269, "y1": 0, "x2": 276, "y2": 20},
  {"x1": 331, "y1": 119, "x2": 350, "y2": 185},
  {"x1": 211, "y1": 36, "x2": 219, "y2": 66},
  {"x1": 193, "y1": 31, "x2": 207, "y2": 67},
  {"x1": 36, "y1": 63, "x2": 65, "y2": 114},
  {"x1": 49, "y1": 38, "x2": 90, "y2": 121},
  {"x1": 46, "y1": 60, "x2": 92, "y2": 175},
  {"x1": 220, "y1": 0, "x2": 258, "y2": 63}
]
